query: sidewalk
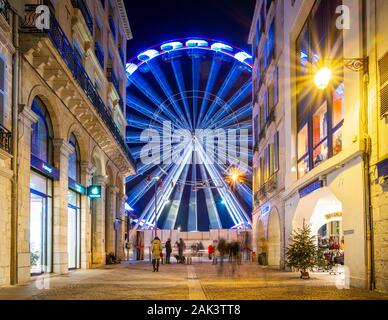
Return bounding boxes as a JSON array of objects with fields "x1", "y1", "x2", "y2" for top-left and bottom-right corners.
[{"x1": 0, "y1": 262, "x2": 386, "y2": 300}]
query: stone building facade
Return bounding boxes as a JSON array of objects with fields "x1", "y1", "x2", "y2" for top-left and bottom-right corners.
[
  {"x1": 366, "y1": 0, "x2": 388, "y2": 292},
  {"x1": 250, "y1": 0, "x2": 387, "y2": 291},
  {"x1": 248, "y1": 0, "x2": 286, "y2": 269},
  {"x1": 0, "y1": 0, "x2": 135, "y2": 287}
]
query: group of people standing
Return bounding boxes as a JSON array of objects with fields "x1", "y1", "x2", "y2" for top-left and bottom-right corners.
[{"x1": 150, "y1": 237, "x2": 186, "y2": 272}]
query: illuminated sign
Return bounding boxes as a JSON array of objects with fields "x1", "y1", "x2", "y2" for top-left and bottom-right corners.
[
  {"x1": 68, "y1": 178, "x2": 86, "y2": 195},
  {"x1": 299, "y1": 179, "x2": 323, "y2": 198},
  {"x1": 260, "y1": 204, "x2": 271, "y2": 217},
  {"x1": 88, "y1": 185, "x2": 102, "y2": 199},
  {"x1": 31, "y1": 155, "x2": 60, "y2": 180},
  {"x1": 325, "y1": 212, "x2": 342, "y2": 221}
]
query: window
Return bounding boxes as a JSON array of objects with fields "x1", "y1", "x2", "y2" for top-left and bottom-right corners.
[
  {"x1": 269, "y1": 143, "x2": 275, "y2": 177},
  {"x1": 332, "y1": 83, "x2": 344, "y2": 127},
  {"x1": 68, "y1": 134, "x2": 80, "y2": 182},
  {"x1": 254, "y1": 114, "x2": 259, "y2": 146},
  {"x1": 295, "y1": 0, "x2": 344, "y2": 178},
  {"x1": 264, "y1": 146, "x2": 269, "y2": 182},
  {"x1": 274, "y1": 131, "x2": 279, "y2": 172},
  {"x1": 31, "y1": 98, "x2": 53, "y2": 164},
  {"x1": 297, "y1": 124, "x2": 309, "y2": 178},
  {"x1": 0, "y1": 56, "x2": 5, "y2": 125}
]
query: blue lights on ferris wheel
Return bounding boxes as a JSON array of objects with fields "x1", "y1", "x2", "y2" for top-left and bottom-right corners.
[{"x1": 127, "y1": 38, "x2": 252, "y2": 79}]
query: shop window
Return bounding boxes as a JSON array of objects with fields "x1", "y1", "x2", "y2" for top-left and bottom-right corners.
[
  {"x1": 332, "y1": 126, "x2": 343, "y2": 156},
  {"x1": 0, "y1": 56, "x2": 5, "y2": 125},
  {"x1": 332, "y1": 83, "x2": 344, "y2": 128},
  {"x1": 298, "y1": 124, "x2": 309, "y2": 178},
  {"x1": 31, "y1": 98, "x2": 53, "y2": 164},
  {"x1": 312, "y1": 101, "x2": 328, "y2": 166},
  {"x1": 297, "y1": 124, "x2": 308, "y2": 160},
  {"x1": 68, "y1": 133, "x2": 80, "y2": 182}
]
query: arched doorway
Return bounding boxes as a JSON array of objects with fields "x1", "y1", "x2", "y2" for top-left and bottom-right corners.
[
  {"x1": 267, "y1": 210, "x2": 281, "y2": 268},
  {"x1": 29, "y1": 97, "x2": 54, "y2": 275},
  {"x1": 293, "y1": 187, "x2": 344, "y2": 272}
]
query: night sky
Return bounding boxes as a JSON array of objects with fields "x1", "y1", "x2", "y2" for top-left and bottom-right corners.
[{"x1": 124, "y1": 0, "x2": 256, "y2": 60}]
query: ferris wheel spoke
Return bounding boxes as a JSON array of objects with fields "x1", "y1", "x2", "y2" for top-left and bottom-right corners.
[
  {"x1": 209, "y1": 102, "x2": 252, "y2": 129},
  {"x1": 199, "y1": 164, "x2": 222, "y2": 229},
  {"x1": 170, "y1": 58, "x2": 194, "y2": 130},
  {"x1": 187, "y1": 151, "x2": 198, "y2": 231},
  {"x1": 148, "y1": 60, "x2": 191, "y2": 129},
  {"x1": 200, "y1": 63, "x2": 243, "y2": 129},
  {"x1": 129, "y1": 73, "x2": 186, "y2": 127},
  {"x1": 210, "y1": 81, "x2": 252, "y2": 125},
  {"x1": 163, "y1": 164, "x2": 190, "y2": 229},
  {"x1": 197, "y1": 58, "x2": 222, "y2": 127},
  {"x1": 126, "y1": 94, "x2": 177, "y2": 128},
  {"x1": 191, "y1": 56, "x2": 201, "y2": 129}
]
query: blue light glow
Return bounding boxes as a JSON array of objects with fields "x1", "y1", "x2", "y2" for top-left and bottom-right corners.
[
  {"x1": 126, "y1": 38, "x2": 253, "y2": 79},
  {"x1": 126, "y1": 63, "x2": 138, "y2": 76},
  {"x1": 137, "y1": 49, "x2": 159, "y2": 62},
  {"x1": 211, "y1": 42, "x2": 233, "y2": 52},
  {"x1": 186, "y1": 39, "x2": 209, "y2": 47},
  {"x1": 161, "y1": 41, "x2": 184, "y2": 51},
  {"x1": 234, "y1": 51, "x2": 252, "y2": 63}
]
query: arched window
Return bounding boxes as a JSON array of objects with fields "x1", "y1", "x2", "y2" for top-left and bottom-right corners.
[
  {"x1": 31, "y1": 97, "x2": 53, "y2": 164},
  {"x1": 68, "y1": 133, "x2": 80, "y2": 182}
]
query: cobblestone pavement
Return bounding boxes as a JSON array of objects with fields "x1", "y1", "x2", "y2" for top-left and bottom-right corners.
[{"x1": 0, "y1": 261, "x2": 387, "y2": 300}]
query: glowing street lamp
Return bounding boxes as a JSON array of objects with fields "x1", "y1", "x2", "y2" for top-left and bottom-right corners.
[{"x1": 314, "y1": 67, "x2": 332, "y2": 90}]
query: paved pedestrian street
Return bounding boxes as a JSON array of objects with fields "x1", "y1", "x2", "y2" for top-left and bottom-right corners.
[{"x1": 0, "y1": 262, "x2": 387, "y2": 300}]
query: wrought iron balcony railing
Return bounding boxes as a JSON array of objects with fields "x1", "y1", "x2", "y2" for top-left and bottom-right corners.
[
  {"x1": 0, "y1": 0, "x2": 10, "y2": 22},
  {"x1": 107, "y1": 67, "x2": 120, "y2": 92},
  {"x1": 0, "y1": 124, "x2": 12, "y2": 154},
  {"x1": 109, "y1": 16, "x2": 116, "y2": 40},
  {"x1": 95, "y1": 42, "x2": 104, "y2": 69},
  {"x1": 71, "y1": 0, "x2": 93, "y2": 35},
  {"x1": 20, "y1": 8, "x2": 135, "y2": 169}
]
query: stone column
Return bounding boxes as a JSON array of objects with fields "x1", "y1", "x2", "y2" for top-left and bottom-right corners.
[
  {"x1": 52, "y1": 139, "x2": 74, "y2": 274},
  {"x1": 105, "y1": 185, "x2": 118, "y2": 256},
  {"x1": 116, "y1": 193, "x2": 128, "y2": 260},
  {"x1": 80, "y1": 161, "x2": 94, "y2": 269},
  {"x1": 91, "y1": 175, "x2": 107, "y2": 265},
  {"x1": 16, "y1": 106, "x2": 39, "y2": 284}
]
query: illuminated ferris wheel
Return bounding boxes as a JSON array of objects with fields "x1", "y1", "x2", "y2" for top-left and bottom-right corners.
[{"x1": 125, "y1": 38, "x2": 253, "y2": 232}]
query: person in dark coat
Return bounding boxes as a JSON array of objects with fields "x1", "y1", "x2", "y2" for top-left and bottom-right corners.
[
  {"x1": 165, "y1": 238, "x2": 172, "y2": 264},
  {"x1": 177, "y1": 238, "x2": 186, "y2": 264}
]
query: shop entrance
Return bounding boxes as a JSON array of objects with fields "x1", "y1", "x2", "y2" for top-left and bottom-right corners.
[
  {"x1": 68, "y1": 190, "x2": 81, "y2": 270},
  {"x1": 293, "y1": 187, "x2": 344, "y2": 274},
  {"x1": 30, "y1": 171, "x2": 52, "y2": 275}
]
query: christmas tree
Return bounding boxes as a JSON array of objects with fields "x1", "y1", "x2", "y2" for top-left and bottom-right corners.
[{"x1": 286, "y1": 221, "x2": 318, "y2": 279}]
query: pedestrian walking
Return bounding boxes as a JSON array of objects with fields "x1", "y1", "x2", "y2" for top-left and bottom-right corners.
[
  {"x1": 165, "y1": 238, "x2": 172, "y2": 264},
  {"x1": 151, "y1": 236, "x2": 162, "y2": 272},
  {"x1": 177, "y1": 238, "x2": 186, "y2": 264}
]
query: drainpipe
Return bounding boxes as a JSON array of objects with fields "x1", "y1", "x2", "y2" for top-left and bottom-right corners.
[
  {"x1": 360, "y1": 0, "x2": 375, "y2": 291},
  {"x1": 10, "y1": 8, "x2": 19, "y2": 286}
]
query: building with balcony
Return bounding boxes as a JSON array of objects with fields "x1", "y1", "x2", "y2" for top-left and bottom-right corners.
[
  {"x1": 0, "y1": 0, "x2": 135, "y2": 287},
  {"x1": 0, "y1": 0, "x2": 14, "y2": 286},
  {"x1": 249, "y1": 0, "x2": 285, "y2": 268}
]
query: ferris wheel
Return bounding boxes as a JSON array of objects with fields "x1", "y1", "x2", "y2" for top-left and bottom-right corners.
[{"x1": 125, "y1": 38, "x2": 253, "y2": 232}]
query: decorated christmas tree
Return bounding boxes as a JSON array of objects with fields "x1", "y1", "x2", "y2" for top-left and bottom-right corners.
[{"x1": 286, "y1": 221, "x2": 318, "y2": 279}]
